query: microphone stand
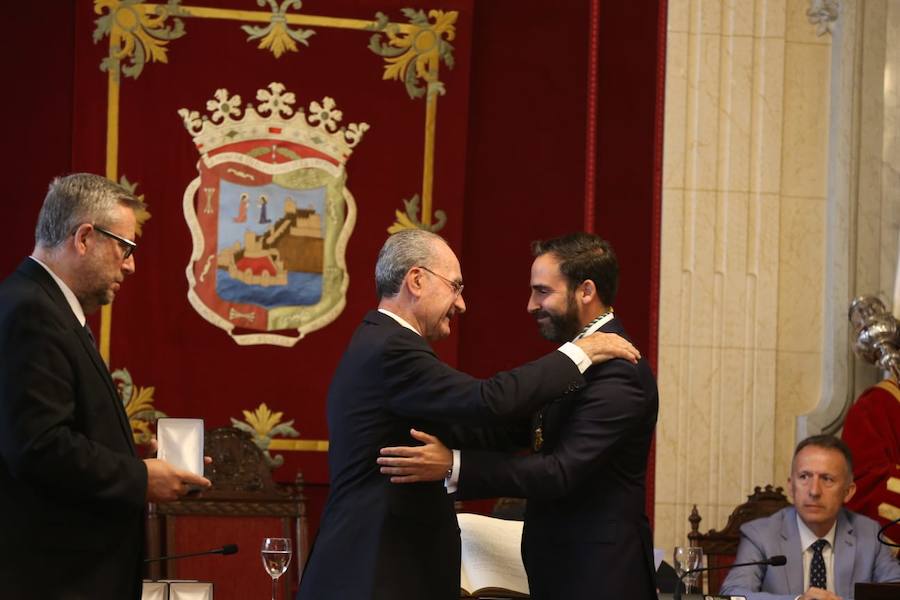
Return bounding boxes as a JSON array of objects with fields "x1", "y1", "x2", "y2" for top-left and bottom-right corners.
[
  {"x1": 144, "y1": 544, "x2": 239, "y2": 564},
  {"x1": 673, "y1": 555, "x2": 787, "y2": 600},
  {"x1": 877, "y1": 516, "x2": 900, "y2": 548}
]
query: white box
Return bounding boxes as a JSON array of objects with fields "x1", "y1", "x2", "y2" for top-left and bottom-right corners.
[{"x1": 157, "y1": 418, "x2": 204, "y2": 477}]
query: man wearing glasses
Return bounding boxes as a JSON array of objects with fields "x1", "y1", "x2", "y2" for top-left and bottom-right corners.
[
  {"x1": 0, "y1": 173, "x2": 211, "y2": 600},
  {"x1": 297, "y1": 229, "x2": 641, "y2": 600}
]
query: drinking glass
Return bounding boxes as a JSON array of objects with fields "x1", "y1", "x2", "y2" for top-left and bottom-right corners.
[
  {"x1": 261, "y1": 537, "x2": 292, "y2": 600},
  {"x1": 673, "y1": 545, "x2": 704, "y2": 594}
]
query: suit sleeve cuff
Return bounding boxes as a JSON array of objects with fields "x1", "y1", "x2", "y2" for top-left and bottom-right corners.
[
  {"x1": 444, "y1": 449, "x2": 460, "y2": 494},
  {"x1": 558, "y1": 342, "x2": 591, "y2": 374}
]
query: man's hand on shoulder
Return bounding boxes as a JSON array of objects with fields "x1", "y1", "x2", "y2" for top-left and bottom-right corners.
[
  {"x1": 798, "y1": 587, "x2": 843, "y2": 600},
  {"x1": 574, "y1": 332, "x2": 640, "y2": 365},
  {"x1": 144, "y1": 458, "x2": 212, "y2": 502}
]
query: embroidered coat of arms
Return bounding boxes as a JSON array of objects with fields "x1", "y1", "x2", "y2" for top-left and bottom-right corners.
[{"x1": 179, "y1": 82, "x2": 368, "y2": 346}]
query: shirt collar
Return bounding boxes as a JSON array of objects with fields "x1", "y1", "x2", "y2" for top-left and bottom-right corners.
[
  {"x1": 28, "y1": 256, "x2": 86, "y2": 326},
  {"x1": 378, "y1": 308, "x2": 421, "y2": 336},
  {"x1": 796, "y1": 513, "x2": 837, "y2": 551}
]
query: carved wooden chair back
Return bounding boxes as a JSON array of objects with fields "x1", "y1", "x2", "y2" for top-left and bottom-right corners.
[{"x1": 687, "y1": 485, "x2": 791, "y2": 594}]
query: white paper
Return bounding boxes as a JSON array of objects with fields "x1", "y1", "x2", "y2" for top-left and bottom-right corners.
[
  {"x1": 157, "y1": 418, "x2": 204, "y2": 476},
  {"x1": 169, "y1": 582, "x2": 213, "y2": 600},
  {"x1": 141, "y1": 581, "x2": 168, "y2": 600},
  {"x1": 457, "y1": 512, "x2": 529, "y2": 596}
]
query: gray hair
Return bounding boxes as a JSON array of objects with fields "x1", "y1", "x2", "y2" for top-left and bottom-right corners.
[
  {"x1": 35, "y1": 173, "x2": 141, "y2": 247},
  {"x1": 375, "y1": 229, "x2": 445, "y2": 299},
  {"x1": 793, "y1": 434, "x2": 854, "y2": 479}
]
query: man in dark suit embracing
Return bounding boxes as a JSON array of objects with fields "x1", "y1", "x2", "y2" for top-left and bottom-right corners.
[
  {"x1": 379, "y1": 232, "x2": 659, "y2": 599},
  {"x1": 0, "y1": 173, "x2": 210, "y2": 600},
  {"x1": 297, "y1": 229, "x2": 640, "y2": 600}
]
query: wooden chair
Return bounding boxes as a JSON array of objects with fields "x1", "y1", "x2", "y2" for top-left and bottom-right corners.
[
  {"x1": 687, "y1": 484, "x2": 791, "y2": 594},
  {"x1": 145, "y1": 427, "x2": 309, "y2": 600}
]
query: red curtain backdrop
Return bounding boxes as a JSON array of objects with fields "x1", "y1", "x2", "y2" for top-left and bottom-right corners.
[{"x1": 2, "y1": 0, "x2": 664, "y2": 533}]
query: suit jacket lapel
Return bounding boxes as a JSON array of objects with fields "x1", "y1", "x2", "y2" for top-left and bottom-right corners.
[
  {"x1": 18, "y1": 259, "x2": 137, "y2": 454},
  {"x1": 833, "y1": 510, "x2": 855, "y2": 598},
  {"x1": 76, "y1": 323, "x2": 137, "y2": 453},
  {"x1": 781, "y1": 508, "x2": 805, "y2": 593}
]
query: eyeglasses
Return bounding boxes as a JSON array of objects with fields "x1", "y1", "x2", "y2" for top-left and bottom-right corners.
[
  {"x1": 419, "y1": 266, "x2": 464, "y2": 297},
  {"x1": 94, "y1": 225, "x2": 137, "y2": 259}
]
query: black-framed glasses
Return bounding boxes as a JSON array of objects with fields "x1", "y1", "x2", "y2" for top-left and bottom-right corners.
[
  {"x1": 419, "y1": 265, "x2": 464, "y2": 297},
  {"x1": 94, "y1": 225, "x2": 137, "y2": 259}
]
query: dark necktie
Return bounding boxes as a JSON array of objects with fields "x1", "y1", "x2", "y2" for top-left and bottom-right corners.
[
  {"x1": 810, "y1": 538, "x2": 828, "y2": 589},
  {"x1": 84, "y1": 323, "x2": 96, "y2": 347}
]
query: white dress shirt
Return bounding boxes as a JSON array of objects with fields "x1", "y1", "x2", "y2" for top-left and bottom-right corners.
[
  {"x1": 29, "y1": 256, "x2": 85, "y2": 326},
  {"x1": 797, "y1": 515, "x2": 837, "y2": 595}
]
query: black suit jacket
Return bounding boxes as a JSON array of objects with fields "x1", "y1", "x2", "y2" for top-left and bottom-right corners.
[
  {"x1": 0, "y1": 259, "x2": 147, "y2": 600},
  {"x1": 457, "y1": 317, "x2": 659, "y2": 600},
  {"x1": 297, "y1": 310, "x2": 586, "y2": 600}
]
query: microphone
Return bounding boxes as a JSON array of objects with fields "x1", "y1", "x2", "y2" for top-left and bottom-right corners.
[
  {"x1": 877, "y1": 516, "x2": 900, "y2": 548},
  {"x1": 673, "y1": 555, "x2": 786, "y2": 600},
  {"x1": 144, "y1": 543, "x2": 239, "y2": 563}
]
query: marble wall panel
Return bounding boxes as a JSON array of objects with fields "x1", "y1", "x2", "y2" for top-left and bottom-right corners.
[
  {"x1": 664, "y1": 31, "x2": 689, "y2": 190},
  {"x1": 686, "y1": 190, "x2": 719, "y2": 347},
  {"x1": 750, "y1": 37, "x2": 785, "y2": 194},
  {"x1": 685, "y1": 33, "x2": 722, "y2": 191},
  {"x1": 775, "y1": 349, "x2": 822, "y2": 477},
  {"x1": 655, "y1": 345, "x2": 682, "y2": 503},
  {"x1": 691, "y1": 0, "x2": 724, "y2": 35},
  {"x1": 669, "y1": 0, "x2": 689, "y2": 33},
  {"x1": 749, "y1": 192, "x2": 780, "y2": 350},
  {"x1": 781, "y1": 42, "x2": 831, "y2": 198},
  {"x1": 748, "y1": 348, "x2": 778, "y2": 486},
  {"x1": 725, "y1": 0, "x2": 756, "y2": 37},
  {"x1": 720, "y1": 191, "x2": 751, "y2": 346},
  {"x1": 716, "y1": 348, "x2": 752, "y2": 498},
  {"x1": 658, "y1": 0, "x2": 900, "y2": 554},
  {"x1": 777, "y1": 195, "x2": 826, "y2": 353},
  {"x1": 656, "y1": 0, "x2": 832, "y2": 552},
  {"x1": 756, "y1": 0, "x2": 787, "y2": 38},
  {"x1": 717, "y1": 35, "x2": 755, "y2": 192},
  {"x1": 660, "y1": 189, "x2": 686, "y2": 346},
  {"x1": 654, "y1": 501, "x2": 682, "y2": 552}
]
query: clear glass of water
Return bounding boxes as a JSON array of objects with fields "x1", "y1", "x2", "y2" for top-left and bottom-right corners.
[
  {"x1": 261, "y1": 537, "x2": 292, "y2": 600},
  {"x1": 673, "y1": 545, "x2": 704, "y2": 594}
]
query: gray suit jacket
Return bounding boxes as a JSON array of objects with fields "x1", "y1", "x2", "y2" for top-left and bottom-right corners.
[{"x1": 719, "y1": 506, "x2": 900, "y2": 599}]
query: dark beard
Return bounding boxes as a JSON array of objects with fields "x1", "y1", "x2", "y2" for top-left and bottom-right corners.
[{"x1": 534, "y1": 301, "x2": 580, "y2": 343}]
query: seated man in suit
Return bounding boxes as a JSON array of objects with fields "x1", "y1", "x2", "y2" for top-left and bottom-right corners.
[{"x1": 720, "y1": 435, "x2": 900, "y2": 600}]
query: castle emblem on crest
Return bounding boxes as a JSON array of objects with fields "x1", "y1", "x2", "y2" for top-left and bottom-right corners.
[{"x1": 179, "y1": 82, "x2": 368, "y2": 346}]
